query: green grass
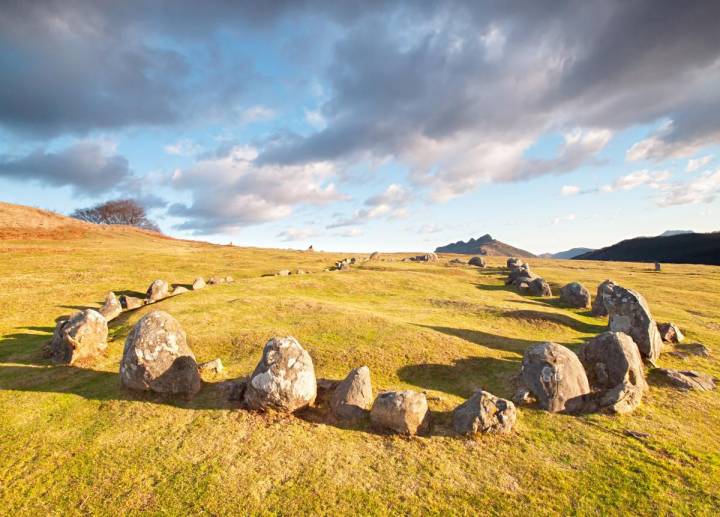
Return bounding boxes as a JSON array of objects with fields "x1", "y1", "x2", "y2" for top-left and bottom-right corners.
[{"x1": 1, "y1": 231, "x2": 719, "y2": 515}]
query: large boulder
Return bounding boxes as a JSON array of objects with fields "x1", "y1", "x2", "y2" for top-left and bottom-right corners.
[
  {"x1": 591, "y1": 279, "x2": 615, "y2": 316},
  {"x1": 243, "y1": 336, "x2": 317, "y2": 412},
  {"x1": 559, "y1": 282, "x2": 591, "y2": 308},
  {"x1": 369, "y1": 251, "x2": 381, "y2": 261},
  {"x1": 99, "y1": 291, "x2": 122, "y2": 321},
  {"x1": 507, "y1": 264, "x2": 536, "y2": 285},
  {"x1": 578, "y1": 332, "x2": 647, "y2": 414},
  {"x1": 411, "y1": 253, "x2": 439, "y2": 263},
  {"x1": 330, "y1": 366, "x2": 373, "y2": 419},
  {"x1": 370, "y1": 390, "x2": 429, "y2": 435},
  {"x1": 516, "y1": 342, "x2": 590, "y2": 413},
  {"x1": 657, "y1": 322, "x2": 685, "y2": 344},
  {"x1": 469, "y1": 256, "x2": 487, "y2": 268},
  {"x1": 50, "y1": 309, "x2": 108, "y2": 365},
  {"x1": 192, "y1": 277, "x2": 206, "y2": 290},
  {"x1": 605, "y1": 285, "x2": 663, "y2": 364},
  {"x1": 146, "y1": 279, "x2": 169, "y2": 302},
  {"x1": 120, "y1": 311, "x2": 201, "y2": 396},
  {"x1": 453, "y1": 390, "x2": 517, "y2": 435},
  {"x1": 528, "y1": 277, "x2": 552, "y2": 297}
]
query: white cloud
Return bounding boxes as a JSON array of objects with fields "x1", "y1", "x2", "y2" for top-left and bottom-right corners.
[
  {"x1": 336, "y1": 228, "x2": 362, "y2": 238},
  {"x1": 276, "y1": 227, "x2": 317, "y2": 242},
  {"x1": 304, "y1": 109, "x2": 327, "y2": 130},
  {"x1": 601, "y1": 170, "x2": 671, "y2": 193},
  {"x1": 164, "y1": 139, "x2": 202, "y2": 156},
  {"x1": 561, "y1": 185, "x2": 580, "y2": 196},
  {"x1": 239, "y1": 105, "x2": 276, "y2": 124},
  {"x1": 327, "y1": 183, "x2": 411, "y2": 228},
  {"x1": 686, "y1": 154, "x2": 713, "y2": 173},
  {"x1": 552, "y1": 213, "x2": 576, "y2": 225},
  {"x1": 656, "y1": 169, "x2": 720, "y2": 207}
]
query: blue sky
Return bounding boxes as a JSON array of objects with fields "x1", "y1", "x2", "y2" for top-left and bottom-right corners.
[{"x1": 1, "y1": 1, "x2": 719, "y2": 254}]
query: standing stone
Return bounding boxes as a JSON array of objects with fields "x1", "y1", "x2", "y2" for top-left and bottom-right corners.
[
  {"x1": 171, "y1": 286, "x2": 189, "y2": 295},
  {"x1": 507, "y1": 257, "x2": 525, "y2": 270},
  {"x1": 370, "y1": 390, "x2": 429, "y2": 435},
  {"x1": 657, "y1": 322, "x2": 685, "y2": 344},
  {"x1": 559, "y1": 282, "x2": 591, "y2": 308},
  {"x1": 120, "y1": 311, "x2": 201, "y2": 396},
  {"x1": 120, "y1": 295, "x2": 145, "y2": 310},
  {"x1": 192, "y1": 277, "x2": 206, "y2": 290},
  {"x1": 50, "y1": 309, "x2": 108, "y2": 365},
  {"x1": 469, "y1": 256, "x2": 487, "y2": 268},
  {"x1": 330, "y1": 366, "x2": 373, "y2": 419},
  {"x1": 146, "y1": 279, "x2": 169, "y2": 302},
  {"x1": 578, "y1": 332, "x2": 647, "y2": 414},
  {"x1": 243, "y1": 336, "x2": 317, "y2": 412},
  {"x1": 516, "y1": 342, "x2": 590, "y2": 413},
  {"x1": 99, "y1": 291, "x2": 122, "y2": 321},
  {"x1": 507, "y1": 265, "x2": 536, "y2": 285},
  {"x1": 453, "y1": 390, "x2": 517, "y2": 435},
  {"x1": 591, "y1": 279, "x2": 615, "y2": 316},
  {"x1": 528, "y1": 277, "x2": 552, "y2": 297},
  {"x1": 605, "y1": 285, "x2": 663, "y2": 364},
  {"x1": 655, "y1": 262, "x2": 661, "y2": 272},
  {"x1": 369, "y1": 251, "x2": 381, "y2": 260}
]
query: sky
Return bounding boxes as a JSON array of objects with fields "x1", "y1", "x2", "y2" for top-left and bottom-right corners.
[{"x1": 1, "y1": 1, "x2": 719, "y2": 255}]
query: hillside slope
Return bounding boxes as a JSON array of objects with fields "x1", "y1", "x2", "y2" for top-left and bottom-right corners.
[
  {"x1": 435, "y1": 234, "x2": 536, "y2": 257},
  {"x1": 575, "y1": 232, "x2": 720, "y2": 265}
]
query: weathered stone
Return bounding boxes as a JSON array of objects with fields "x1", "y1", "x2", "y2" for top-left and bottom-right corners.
[
  {"x1": 469, "y1": 256, "x2": 487, "y2": 267},
  {"x1": 507, "y1": 265, "x2": 536, "y2": 285},
  {"x1": 655, "y1": 369, "x2": 716, "y2": 391},
  {"x1": 207, "y1": 276, "x2": 225, "y2": 285},
  {"x1": 119, "y1": 295, "x2": 145, "y2": 310},
  {"x1": 528, "y1": 277, "x2": 552, "y2": 297},
  {"x1": 369, "y1": 251, "x2": 381, "y2": 260},
  {"x1": 657, "y1": 322, "x2": 685, "y2": 344},
  {"x1": 146, "y1": 279, "x2": 169, "y2": 302},
  {"x1": 49, "y1": 309, "x2": 108, "y2": 365},
  {"x1": 225, "y1": 276, "x2": 234, "y2": 283},
  {"x1": 192, "y1": 277, "x2": 206, "y2": 290},
  {"x1": 605, "y1": 285, "x2": 663, "y2": 364},
  {"x1": 276, "y1": 269, "x2": 291, "y2": 276},
  {"x1": 120, "y1": 311, "x2": 201, "y2": 396},
  {"x1": 296, "y1": 269, "x2": 306, "y2": 275},
  {"x1": 591, "y1": 279, "x2": 615, "y2": 316},
  {"x1": 507, "y1": 257, "x2": 525, "y2": 271},
  {"x1": 307, "y1": 245, "x2": 314, "y2": 251},
  {"x1": 559, "y1": 282, "x2": 591, "y2": 308},
  {"x1": 99, "y1": 291, "x2": 122, "y2": 321},
  {"x1": 370, "y1": 390, "x2": 429, "y2": 435},
  {"x1": 171, "y1": 286, "x2": 189, "y2": 295},
  {"x1": 453, "y1": 390, "x2": 517, "y2": 435},
  {"x1": 243, "y1": 336, "x2": 317, "y2": 412},
  {"x1": 330, "y1": 366, "x2": 373, "y2": 419},
  {"x1": 667, "y1": 342, "x2": 711, "y2": 359},
  {"x1": 578, "y1": 332, "x2": 647, "y2": 414},
  {"x1": 199, "y1": 358, "x2": 224, "y2": 374},
  {"x1": 516, "y1": 342, "x2": 590, "y2": 413},
  {"x1": 655, "y1": 262, "x2": 661, "y2": 272}
]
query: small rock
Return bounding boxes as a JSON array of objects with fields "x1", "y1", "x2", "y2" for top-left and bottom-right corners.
[
  {"x1": 207, "y1": 276, "x2": 225, "y2": 285},
  {"x1": 370, "y1": 390, "x2": 429, "y2": 435},
  {"x1": 468, "y1": 256, "x2": 487, "y2": 268},
  {"x1": 559, "y1": 282, "x2": 591, "y2": 308},
  {"x1": 296, "y1": 269, "x2": 306, "y2": 275},
  {"x1": 528, "y1": 277, "x2": 552, "y2": 297},
  {"x1": 243, "y1": 336, "x2": 317, "y2": 412},
  {"x1": 49, "y1": 309, "x2": 108, "y2": 365},
  {"x1": 192, "y1": 277, "x2": 206, "y2": 290},
  {"x1": 330, "y1": 366, "x2": 373, "y2": 419},
  {"x1": 99, "y1": 291, "x2": 122, "y2": 321},
  {"x1": 119, "y1": 295, "x2": 145, "y2": 310},
  {"x1": 225, "y1": 276, "x2": 234, "y2": 283},
  {"x1": 655, "y1": 369, "x2": 716, "y2": 391},
  {"x1": 276, "y1": 269, "x2": 291, "y2": 276},
  {"x1": 198, "y1": 358, "x2": 224, "y2": 373},
  {"x1": 171, "y1": 286, "x2": 189, "y2": 296},
  {"x1": 657, "y1": 322, "x2": 685, "y2": 344},
  {"x1": 453, "y1": 390, "x2": 517, "y2": 435},
  {"x1": 146, "y1": 279, "x2": 169, "y2": 302},
  {"x1": 624, "y1": 430, "x2": 650, "y2": 440}
]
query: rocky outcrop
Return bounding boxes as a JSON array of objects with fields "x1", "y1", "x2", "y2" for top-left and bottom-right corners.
[
  {"x1": 330, "y1": 366, "x2": 373, "y2": 419},
  {"x1": 453, "y1": 390, "x2": 517, "y2": 435},
  {"x1": 515, "y1": 342, "x2": 590, "y2": 413},
  {"x1": 50, "y1": 309, "x2": 108, "y2": 365},
  {"x1": 591, "y1": 279, "x2": 615, "y2": 316},
  {"x1": 243, "y1": 336, "x2": 317, "y2": 412},
  {"x1": 370, "y1": 390, "x2": 429, "y2": 435},
  {"x1": 146, "y1": 279, "x2": 169, "y2": 302},
  {"x1": 578, "y1": 332, "x2": 647, "y2": 414},
  {"x1": 99, "y1": 291, "x2": 122, "y2": 321},
  {"x1": 559, "y1": 282, "x2": 591, "y2": 308},
  {"x1": 605, "y1": 285, "x2": 663, "y2": 364},
  {"x1": 120, "y1": 311, "x2": 201, "y2": 396}
]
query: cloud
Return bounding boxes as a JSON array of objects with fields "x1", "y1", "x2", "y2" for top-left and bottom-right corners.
[
  {"x1": 164, "y1": 139, "x2": 202, "y2": 156},
  {"x1": 304, "y1": 109, "x2": 327, "y2": 130},
  {"x1": 0, "y1": 141, "x2": 131, "y2": 195},
  {"x1": 561, "y1": 185, "x2": 581, "y2": 196},
  {"x1": 335, "y1": 228, "x2": 362, "y2": 238},
  {"x1": 601, "y1": 170, "x2": 671, "y2": 193},
  {"x1": 656, "y1": 169, "x2": 720, "y2": 206},
  {"x1": 552, "y1": 213, "x2": 576, "y2": 225},
  {"x1": 686, "y1": 155, "x2": 714, "y2": 173},
  {"x1": 239, "y1": 105, "x2": 276, "y2": 124},
  {"x1": 276, "y1": 227, "x2": 317, "y2": 242},
  {"x1": 418, "y1": 224, "x2": 443, "y2": 234},
  {"x1": 168, "y1": 144, "x2": 345, "y2": 234},
  {"x1": 326, "y1": 183, "x2": 411, "y2": 228}
]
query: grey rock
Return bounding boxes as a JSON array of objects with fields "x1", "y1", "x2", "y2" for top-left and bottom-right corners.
[
  {"x1": 198, "y1": 358, "x2": 224, "y2": 374},
  {"x1": 517, "y1": 342, "x2": 590, "y2": 413},
  {"x1": 369, "y1": 251, "x2": 381, "y2": 260},
  {"x1": 655, "y1": 262, "x2": 661, "y2": 272},
  {"x1": 99, "y1": 291, "x2": 122, "y2": 321},
  {"x1": 655, "y1": 369, "x2": 716, "y2": 391},
  {"x1": 171, "y1": 286, "x2": 189, "y2": 296},
  {"x1": 330, "y1": 366, "x2": 373, "y2": 419},
  {"x1": 469, "y1": 256, "x2": 487, "y2": 267},
  {"x1": 244, "y1": 336, "x2": 317, "y2": 412},
  {"x1": 207, "y1": 276, "x2": 225, "y2": 285},
  {"x1": 528, "y1": 277, "x2": 552, "y2": 297},
  {"x1": 667, "y1": 342, "x2": 711, "y2": 359},
  {"x1": 370, "y1": 390, "x2": 429, "y2": 435},
  {"x1": 119, "y1": 295, "x2": 145, "y2": 310},
  {"x1": 146, "y1": 279, "x2": 169, "y2": 302},
  {"x1": 453, "y1": 390, "x2": 517, "y2": 435},
  {"x1": 507, "y1": 265, "x2": 536, "y2": 285},
  {"x1": 591, "y1": 279, "x2": 615, "y2": 316},
  {"x1": 559, "y1": 282, "x2": 591, "y2": 308},
  {"x1": 507, "y1": 257, "x2": 525, "y2": 271},
  {"x1": 657, "y1": 322, "x2": 685, "y2": 344},
  {"x1": 410, "y1": 253, "x2": 439, "y2": 263},
  {"x1": 578, "y1": 332, "x2": 647, "y2": 414},
  {"x1": 192, "y1": 277, "x2": 206, "y2": 290},
  {"x1": 120, "y1": 311, "x2": 201, "y2": 396},
  {"x1": 605, "y1": 285, "x2": 663, "y2": 364},
  {"x1": 276, "y1": 269, "x2": 291, "y2": 276},
  {"x1": 50, "y1": 309, "x2": 108, "y2": 365}
]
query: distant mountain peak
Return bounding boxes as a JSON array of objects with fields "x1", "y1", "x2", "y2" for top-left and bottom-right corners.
[
  {"x1": 435, "y1": 234, "x2": 534, "y2": 257},
  {"x1": 660, "y1": 230, "x2": 694, "y2": 237}
]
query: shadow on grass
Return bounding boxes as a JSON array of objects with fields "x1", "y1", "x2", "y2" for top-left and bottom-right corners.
[
  {"x1": 501, "y1": 310, "x2": 606, "y2": 334},
  {"x1": 418, "y1": 324, "x2": 539, "y2": 354}
]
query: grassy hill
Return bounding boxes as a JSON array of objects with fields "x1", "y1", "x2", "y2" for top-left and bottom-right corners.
[{"x1": 0, "y1": 203, "x2": 719, "y2": 515}]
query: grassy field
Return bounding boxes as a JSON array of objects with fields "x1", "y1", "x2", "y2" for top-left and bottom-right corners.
[{"x1": 1, "y1": 219, "x2": 719, "y2": 515}]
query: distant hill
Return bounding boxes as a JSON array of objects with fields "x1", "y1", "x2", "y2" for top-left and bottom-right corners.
[
  {"x1": 659, "y1": 230, "x2": 695, "y2": 237},
  {"x1": 435, "y1": 234, "x2": 535, "y2": 257},
  {"x1": 543, "y1": 247, "x2": 595, "y2": 260},
  {"x1": 574, "y1": 232, "x2": 720, "y2": 265}
]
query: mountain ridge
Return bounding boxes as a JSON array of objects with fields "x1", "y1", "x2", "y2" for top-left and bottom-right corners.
[{"x1": 435, "y1": 234, "x2": 536, "y2": 257}]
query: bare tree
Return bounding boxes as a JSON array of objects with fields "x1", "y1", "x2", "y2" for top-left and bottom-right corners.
[{"x1": 71, "y1": 199, "x2": 161, "y2": 232}]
